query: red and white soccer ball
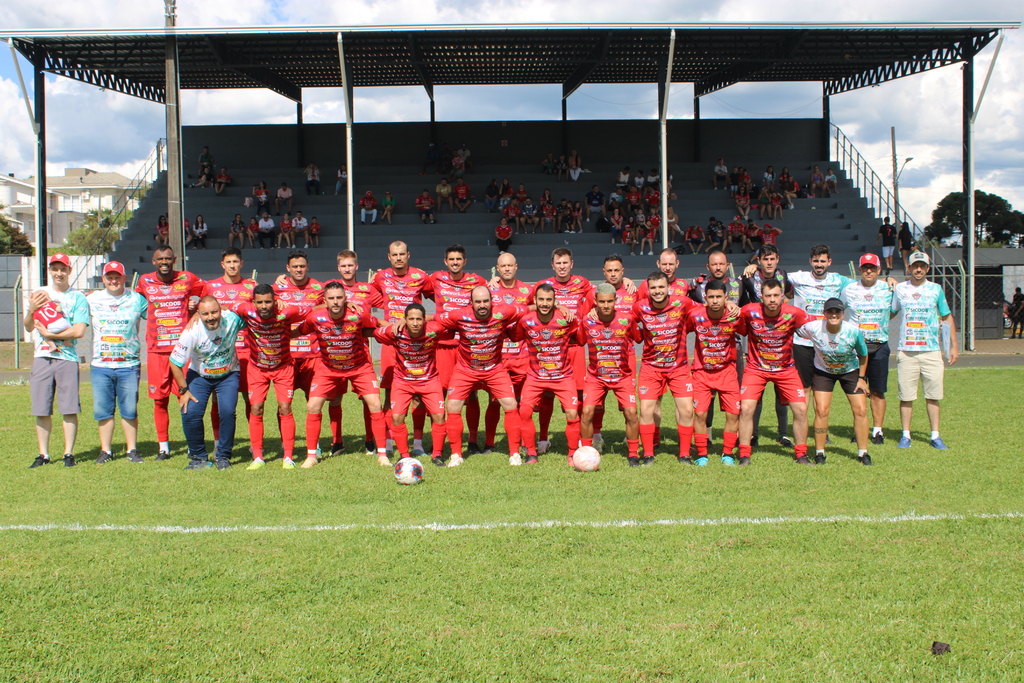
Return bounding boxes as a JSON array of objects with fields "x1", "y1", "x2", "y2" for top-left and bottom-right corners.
[
  {"x1": 572, "y1": 446, "x2": 601, "y2": 472},
  {"x1": 394, "y1": 457, "x2": 424, "y2": 485}
]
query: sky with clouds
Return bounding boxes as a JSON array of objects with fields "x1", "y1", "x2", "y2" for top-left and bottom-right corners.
[{"x1": 1, "y1": 0, "x2": 1021, "y2": 230}]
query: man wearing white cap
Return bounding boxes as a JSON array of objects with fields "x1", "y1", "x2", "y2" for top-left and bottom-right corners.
[
  {"x1": 87, "y1": 262, "x2": 149, "y2": 464},
  {"x1": 891, "y1": 251, "x2": 958, "y2": 449},
  {"x1": 24, "y1": 253, "x2": 90, "y2": 468}
]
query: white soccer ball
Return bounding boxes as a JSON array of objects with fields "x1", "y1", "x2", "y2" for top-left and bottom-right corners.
[
  {"x1": 394, "y1": 457, "x2": 424, "y2": 485},
  {"x1": 572, "y1": 446, "x2": 601, "y2": 472}
]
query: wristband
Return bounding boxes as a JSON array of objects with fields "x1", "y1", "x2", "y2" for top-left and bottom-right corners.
[{"x1": 859, "y1": 376, "x2": 867, "y2": 380}]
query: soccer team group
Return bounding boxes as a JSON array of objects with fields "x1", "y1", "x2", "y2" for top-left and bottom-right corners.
[{"x1": 26, "y1": 239, "x2": 958, "y2": 471}]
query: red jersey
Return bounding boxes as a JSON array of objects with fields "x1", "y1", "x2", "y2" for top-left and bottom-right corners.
[
  {"x1": 577, "y1": 313, "x2": 640, "y2": 381},
  {"x1": 741, "y1": 303, "x2": 812, "y2": 373},
  {"x1": 203, "y1": 277, "x2": 255, "y2": 353},
  {"x1": 513, "y1": 311, "x2": 579, "y2": 381},
  {"x1": 686, "y1": 306, "x2": 747, "y2": 371},
  {"x1": 728, "y1": 221, "x2": 746, "y2": 236},
  {"x1": 541, "y1": 203, "x2": 556, "y2": 218},
  {"x1": 637, "y1": 277, "x2": 690, "y2": 301},
  {"x1": 373, "y1": 321, "x2": 452, "y2": 382},
  {"x1": 759, "y1": 227, "x2": 779, "y2": 245},
  {"x1": 308, "y1": 221, "x2": 321, "y2": 235},
  {"x1": 490, "y1": 280, "x2": 533, "y2": 359},
  {"x1": 436, "y1": 304, "x2": 528, "y2": 372},
  {"x1": 428, "y1": 270, "x2": 488, "y2": 347},
  {"x1": 372, "y1": 267, "x2": 432, "y2": 324},
  {"x1": 633, "y1": 295, "x2": 695, "y2": 370},
  {"x1": 298, "y1": 305, "x2": 377, "y2": 372},
  {"x1": 584, "y1": 284, "x2": 638, "y2": 317},
  {"x1": 532, "y1": 275, "x2": 593, "y2": 315},
  {"x1": 274, "y1": 278, "x2": 324, "y2": 359},
  {"x1": 648, "y1": 214, "x2": 662, "y2": 231},
  {"x1": 454, "y1": 184, "x2": 471, "y2": 200},
  {"x1": 646, "y1": 189, "x2": 661, "y2": 205},
  {"x1": 685, "y1": 226, "x2": 703, "y2": 241},
  {"x1": 626, "y1": 190, "x2": 641, "y2": 205},
  {"x1": 135, "y1": 271, "x2": 205, "y2": 353},
  {"x1": 415, "y1": 195, "x2": 434, "y2": 210},
  {"x1": 235, "y1": 303, "x2": 305, "y2": 370},
  {"x1": 515, "y1": 189, "x2": 528, "y2": 202},
  {"x1": 279, "y1": 219, "x2": 293, "y2": 233},
  {"x1": 495, "y1": 223, "x2": 513, "y2": 240},
  {"x1": 503, "y1": 203, "x2": 521, "y2": 219},
  {"x1": 359, "y1": 196, "x2": 377, "y2": 210}
]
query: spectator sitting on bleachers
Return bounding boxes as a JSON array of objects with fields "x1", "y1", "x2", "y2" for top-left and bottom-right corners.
[
  {"x1": 436, "y1": 178, "x2": 454, "y2": 212},
  {"x1": 192, "y1": 166, "x2": 214, "y2": 189},
  {"x1": 416, "y1": 190, "x2": 437, "y2": 224},
  {"x1": 778, "y1": 166, "x2": 792, "y2": 188},
  {"x1": 308, "y1": 216, "x2": 321, "y2": 247},
  {"x1": 758, "y1": 222, "x2": 782, "y2": 247},
  {"x1": 568, "y1": 149, "x2": 583, "y2": 182},
  {"x1": 704, "y1": 217, "x2": 725, "y2": 254},
  {"x1": 483, "y1": 180, "x2": 500, "y2": 212},
  {"x1": 666, "y1": 205, "x2": 681, "y2": 241},
  {"x1": 335, "y1": 165, "x2": 347, "y2": 195},
  {"x1": 293, "y1": 211, "x2": 309, "y2": 248},
  {"x1": 555, "y1": 199, "x2": 571, "y2": 232},
  {"x1": 228, "y1": 213, "x2": 247, "y2": 249},
  {"x1": 763, "y1": 165, "x2": 776, "y2": 192},
  {"x1": 275, "y1": 182, "x2": 294, "y2": 215},
  {"x1": 609, "y1": 207, "x2": 624, "y2": 244},
  {"x1": 726, "y1": 217, "x2": 752, "y2": 253},
  {"x1": 728, "y1": 167, "x2": 740, "y2": 193},
  {"x1": 438, "y1": 143, "x2": 454, "y2": 175},
  {"x1": 514, "y1": 183, "x2": 528, "y2": 205},
  {"x1": 450, "y1": 149, "x2": 466, "y2": 181},
  {"x1": 539, "y1": 188, "x2": 554, "y2": 206},
  {"x1": 738, "y1": 167, "x2": 752, "y2": 194},
  {"x1": 504, "y1": 198, "x2": 522, "y2": 232},
  {"x1": 623, "y1": 216, "x2": 638, "y2": 256},
  {"x1": 456, "y1": 144, "x2": 474, "y2": 173},
  {"x1": 519, "y1": 198, "x2": 539, "y2": 233},
  {"x1": 768, "y1": 189, "x2": 784, "y2": 219},
  {"x1": 648, "y1": 206, "x2": 663, "y2": 243},
  {"x1": 645, "y1": 185, "x2": 661, "y2": 210},
  {"x1": 607, "y1": 187, "x2": 624, "y2": 215},
  {"x1": 253, "y1": 181, "x2": 270, "y2": 215},
  {"x1": 639, "y1": 212, "x2": 656, "y2": 256},
  {"x1": 498, "y1": 179, "x2": 514, "y2": 210},
  {"x1": 257, "y1": 212, "x2": 276, "y2": 249},
  {"x1": 155, "y1": 214, "x2": 170, "y2": 246},
  {"x1": 246, "y1": 217, "x2": 259, "y2": 245},
  {"x1": 646, "y1": 168, "x2": 661, "y2": 188},
  {"x1": 735, "y1": 189, "x2": 751, "y2": 220},
  {"x1": 187, "y1": 214, "x2": 208, "y2": 249},
  {"x1": 197, "y1": 146, "x2": 214, "y2": 177},
  {"x1": 633, "y1": 169, "x2": 645, "y2": 190},
  {"x1": 556, "y1": 154, "x2": 568, "y2": 181},
  {"x1": 616, "y1": 166, "x2": 631, "y2": 190},
  {"x1": 381, "y1": 191, "x2": 396, "y2": 225},
  {"x1": 781, "y1": 178, "x2": 799, "y2": 209},
  {"x1": 421, "y1": 143, "x2": 439, "y2": 175},
  {"x1": 585, "y1": 184, "x2": 605, "y2": 222},
  {"x1": 625, "y1": 185, "x2": 642, "y2": 214},
  {"x1": 539, "y1": 200, "x2": 556, "y2": 233},
  {"x1": 278, "y1": 213, "x2": 294, "y2": 249},
  {"x1": 809, "y1": 165, "x2": 825, "y2": 197},
  {"x1": 359, "y1": 191, "x2": 378, "y2": 225},
  {"x1": 757, "y1": 185, "x2": 772, "y2": 219},
  {"x1": 825, "y1": 168, "x2": 838, "y2": 195},
  {"x1": 713, "y1": 158, "x2": 728, "y2": 190},
  {"x1": 684, "y1": 224, "x2": 704, "y2": 254},
  {"x1": 569, "y1": 201, "x2": 584, "y2": 233},
  {"x1": 214, "y1": 168, "x2": 231, "y2": 196},
  {"x1": 541, "y1": 153, "x2": 557, "y2": 175},
  {"x1": 303, "y1": 162, "x2": 321, "y2": 195}
]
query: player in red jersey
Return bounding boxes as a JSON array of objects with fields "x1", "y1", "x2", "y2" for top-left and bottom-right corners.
[
  {"x1": 738, "y1": 278, "x2": 813, "y2": 465},
  {"x1": 134, "y1": 246, "x2": 205, "y2": 459},
  {"x1": 579, "y1": 283, "x2": 640, "y2": 461},
  {"x1": 297, "y1": 282, "x2": 387, "y2": 467},
  {"x1": 427, "y1": 245, "x2": 489, "y2": 454},
  {"x1": 374, "y1": 303, "x2": 453, "y2": 465},
  {"x1": 435, "y1": 286, "x2": 530, "y2": 467},
  {"x1": 203, "y1": 247, "x2": 255, "y2": 439},
  {"x1": 236, "y1": 284, "x2": 306, "y2": 469},
  {"x1": 514, "y1": 284, "x2": 582, "y2": 464},
  {"x1": 633, "y1": 271, "x2": 699, "y2": 466},
  {"x1": 687, "y1": 279, "x2": 747, "y2": 466},
  {"x1": 483, "y1": 252, "x2": 533, "y2": 453}
]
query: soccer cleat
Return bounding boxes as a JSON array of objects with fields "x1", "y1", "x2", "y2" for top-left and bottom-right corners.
[
  {"x1": 364, "y1": 440, "x2": 375, "y2": 455},
  {"x1": 282, "y1": 458, "x2": 297, "y2": 469},
  {"x1": 813, "y1": 454, "x2": 826, "y2": 465},
  {"x1": 246, "y1": 459, "x2": 265, "y2": 470},
  {"x1": 509, "y1": 453, "x2": 522, "y2": 466},
  {"x1": 301, "y1": 457, "x2": 318, "y2": 469},
  {"x1": 155, "y1": 450, "x2": 171, "y2": 461},
  {"x1": 871, "y1": 433, "x2": 885, "y2": 446},
  {"x1": 377, "y1": 454, "x2": 391, "y2": 467},
  {"x1": 750, "y1": 436, "x2": 759, "y2": 448},
  {"x1": 721, "y1": 455, "x2": 736, "y2": 466},
  {"x1": 930, "y1": 437, "x2": 949, "y2": 450},
  {"x1": 185, "y1": 459, "x2": 211, "y2": 470},
  {"x1": 859, "y1": 454, "x2": 873, "y2": 466},
  {"x1": 627, "y1": 456, "x2": 641, "y2": 467},
  {"x1": 126, "y1": 450, "x2": 144, "y2": 463},
  {"x1": 63, "y1": 454, "x2": 77, "y2": 468},
  {"x1": 677, "y1": 455, "x2": 692, "y2": 465},
  {"x1": 431, "y1": 455, "x2": 447, "y2": 467},
  {"x1": 794, "y1": 456, "x2": 813, "y2": 465},
  {"x1": 897, "y1": 436, "x2": 912, "y2": 449},
  {"x1": 412, "y1": 446, "x2": 426, "y2": 457},
  {"x1": 96, "y1": 451, "x2": 114, "y2": 465},
  {"x1": 448, "y1": 454, "x2": 465, "y2": 467},
  {"x1": 694, "y1": 456, "x2": 709, "y2": 467},
  {"x1": 466, "y1": 443, "x2": 482, "y2": 455},
  {"x1": 525, "y1": 455, "x2": 539, "y2": 465},
  {"x1": 536, "y1": 440, "x2": 551, "y2": 454},
  {"x1": 642, "y1": 456, "x2": 655, "y2": 466},
  {"x1": 738, "y1": 456, "x2": 751, "y2": 466},
  {"x1": 215, "y1": 458, "x2": 231, "y2": 470},
  {"x1": 29, "y1": 455, "x2": 50, "y2": 469},
  {"x1": 330, "y1": 442, "x2": 345, "y2": 456},
  {"x1": 592, "y1": 433, "x2": 604, "y2": 451},
  {"x1": 481, "y1": 446, "x2": 495, "y2": 455},
  {"x1": 778, "y1": 436, "x2": 794, "y2": 447}
]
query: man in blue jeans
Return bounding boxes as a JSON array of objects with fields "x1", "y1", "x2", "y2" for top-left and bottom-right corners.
[
  {"x1": 169, "y1": 296, "x2": 244, "y2": 469},
  {"x1": 87, "y1": 261, "x2": 149, "y2": 463}
]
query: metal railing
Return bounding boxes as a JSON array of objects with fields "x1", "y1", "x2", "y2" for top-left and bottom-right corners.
[{"x1": 69, "y1": 138, "x2": 167, "y2": 289}]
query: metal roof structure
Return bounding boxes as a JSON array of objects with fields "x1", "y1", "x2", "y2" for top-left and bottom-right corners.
[{"x1": 3, "y1": 22, "x2": 1016, "y2": 105}]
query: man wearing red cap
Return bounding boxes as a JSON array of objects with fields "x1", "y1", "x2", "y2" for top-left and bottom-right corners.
[
  {"x1": 87, "y1": 262, "x2": 149, "y2": 464},
  {"x1": 25, "y1": 253, "x2": 91, "y2": 468},
  {"x1": 359, "y1": 191, "x2": 378, "y2": 225}
]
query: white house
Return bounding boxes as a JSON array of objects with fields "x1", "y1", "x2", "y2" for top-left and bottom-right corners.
[
  {"x1": 0, "y1": 173, "x2": 70, "y2": 246},
  {"x1": 47, "y1": 168, "x2": 134, "y2": 215}
]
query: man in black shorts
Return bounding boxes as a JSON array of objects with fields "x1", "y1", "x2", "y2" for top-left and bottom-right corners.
[{"x1": 876, "y1": 217, "x2": 898, "y2": 275}]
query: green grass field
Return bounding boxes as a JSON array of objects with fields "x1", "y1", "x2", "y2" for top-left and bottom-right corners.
[{"x1": 1, "y1": 367, "x2": 1022, "y2": 681}]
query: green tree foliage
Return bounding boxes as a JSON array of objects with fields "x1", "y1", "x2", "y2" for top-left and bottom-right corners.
[
  {"x1": 60, "y1": 209, "x2": 129, "y2": 256},
  {"x1": 0, "y1": 204, "x2": 36, "y2": 257},
  {"x1": 927, "y1": 190, "x2": 1024, "y2": 247}
]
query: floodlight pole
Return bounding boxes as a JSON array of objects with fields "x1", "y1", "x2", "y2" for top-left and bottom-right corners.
[
  {"x1": 338, "y1": 33, "x2": 355, "y2": 251},
  {"x1": 659, "y1": 29, "x2": 675, "y2": 250}
]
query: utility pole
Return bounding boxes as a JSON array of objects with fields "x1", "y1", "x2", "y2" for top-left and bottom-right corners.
[{"x1": 890, "y1": 127, "x2": 899, "y2": 226}]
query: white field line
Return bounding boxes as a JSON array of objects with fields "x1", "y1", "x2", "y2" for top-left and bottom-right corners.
[{"x1": 0, "y1": 511, "x2": 1022, "y2": 534}]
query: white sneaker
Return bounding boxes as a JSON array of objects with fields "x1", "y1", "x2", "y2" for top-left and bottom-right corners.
[
  {"x1": 448, "y1": 454, "x2": 464, "y2": 467},
  {"x1": 509, "y1": 453, "x2": 522, "y2": 466},
  {"x1": 592, "y1": 433, "x2": 604, "y2": 452},
  {"x1": 537, "y1": 440, "x2": 551, "y2": 454},
  {"x1": 304, "y1": 243, "x2": 309, "y2": 248}
]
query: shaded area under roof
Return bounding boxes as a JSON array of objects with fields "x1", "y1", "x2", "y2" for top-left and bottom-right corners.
[{"x1": 4, "y1": 23, "x2": 1016, "y2": 104}]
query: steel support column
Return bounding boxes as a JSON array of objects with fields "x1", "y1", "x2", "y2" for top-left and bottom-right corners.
[
  {"x1": 32, "y1": 53, "x2": 47, "y2": 285},
  {"x1": 962, "y1": 51, "x2": 974, "y2": 350},
  {"x1": 659, "y1": 30, "x2": 676, "y2": 250},
  {"x1": 693, "y1": 96, "x2": 701, "y2": 163},
  {"x1": 821, "y1": 86, "x2": 831, "y2": 162},
  {"x1": 164, "y1": 33, "x2": 184, "y2": 258},
  {"x1": 337, "y1": 33, "x2": 355, "y2": 251},
  {"x1": 296, "y1": 101, "x2": 304, "y2": 167}
]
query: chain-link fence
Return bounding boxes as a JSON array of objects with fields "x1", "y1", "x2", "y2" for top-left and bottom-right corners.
[{"x1": 929, "y1": 264, "x2": 1024, "y2": 353}]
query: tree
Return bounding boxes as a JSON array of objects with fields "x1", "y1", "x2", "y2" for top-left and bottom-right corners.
[
  {"x1": 0, "y1": 204, "x2": 36, "y2": 257},
  {"x1": 60, "y1": 208, "x2": 129, "y2": 256},
  {"x1": 927, "y1": 190, "x2": 1024, "y2": 247}
]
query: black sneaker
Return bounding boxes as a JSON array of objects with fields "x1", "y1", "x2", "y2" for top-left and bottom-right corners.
[
  {"x1": 63, "y1": 454, "x2": 77, "y2": 468},
  {"x1": 185, "y1": 459, "x2": 211, "y2": 470},
  {"x1": 738, "y1": 456, "x2": 751, "y2": 466},
  {"x1": 870, "y1": 433, "x2": 884, "y2": 446},
  {"x1": 29, "y1": 455, "x2": 50, "y2": 469},
  {"x1": 155, "y1": 450, "x2": 171, "y2": 461},
  {"x1": 215, "y1": 458, "x2": 231, "y2": 470},
  {"x1": 627, "y1": 456, "x2": 641, "y2": 467},
  {"x1": 126, "y1": 450, "x2": 144, "y2": 463},
  {"x1": 750, "y1": 436, "x2": 759, "y2": 448},
  {"x1": 364, "y1": 440, "x2": 375, "y2": 455},
  {"x1": 677, "y1": 455, "x2": 693, "y2": 465},
  {"x1": 778, "y1": 436, "x2": 794, "y2": 448},
  {"x1": 330, "y1": 442, "x2": 345, "y2": 456},
  {"x1": 481, "y1": 446, "x2": 495, "y2": 455},
  {"x1": 431, "y1": 456, "x2": 446, "y2": 467},
  {"x1": 794, "y1": 455, "x2": 813, "y2": 465},
  {"x1": 859, "y1": 454, "x2": 873, "y2": 466},
  {"x1": 96, "y1": 451, "x2": 114, "y2": 464},
  {"x1": 813, "y1": 454, "x2": 826, "y2": 465},
  {"x1": 525, "y1": 455, "x2": 539, "y2": 465},
  {"x1": 642, "y1": 456, "x2": 655, "y2": 466},
  {"x1": 466, "y1": 443, "x2": 482, "y2": 455}
]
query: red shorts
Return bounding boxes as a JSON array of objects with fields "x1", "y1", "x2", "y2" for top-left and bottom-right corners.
[
  {"x1": 310, "y1": 360, "x2": 380, "y2": 399},
  {"x1": 446, "y1": 365, "x2": 516, "y2": 403},
  {"x1": 379, "y1": 344, "x2": 397, "y2": 389},
  {"x1": 583, "y1": 375, "x2": 637, "y2": 409},
  {"x1": 521, "y1": 376, "x2": 579, "y2": 413},
  {"x1": 236, "y1": 354, "x2": 250, "y2": 397},
  {"x1": 637, "y1": 364, "x2": 693, "y2": 401},
  {"x1": 146, "y1": 351, "x2": 181, "y2": 400},
  {"x1": 247, "y1": 360, "x2": 295, "y2": 405},
  {"x1": 740, "y1": 366, "x2": 806, "y2": 405},
  {"x1": 391, "y1": 377, "x2": 445, "y2": 416},
  {"x1": 503, "y1": 353, "x2": 529, "y2": 387},
  {"x1": 569, "y1": 347, "x2": 586, "y2": 391},
  {"x1": 436, "y1": 345, "x2": 458, "y2": 388},
  {"x1": 692, "y1": 366, "x2": 741, "y2": 415},
  {"x1": 293, "y1": 357, "x2": 318, "y2": 397}
]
